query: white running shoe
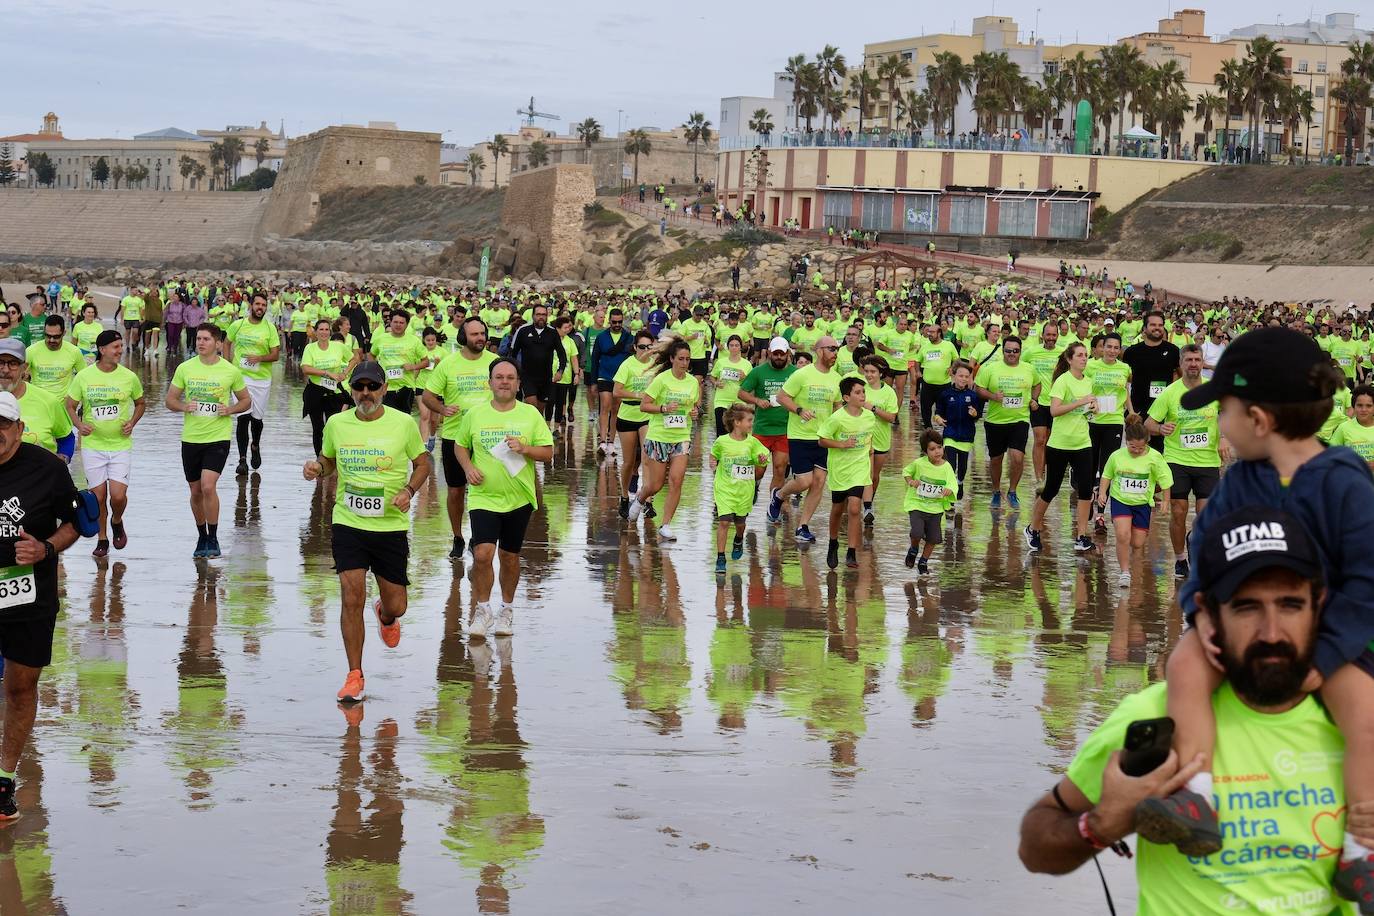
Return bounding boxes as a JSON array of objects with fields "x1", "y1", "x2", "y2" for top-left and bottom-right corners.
[
  {"x1": 626, "y1": 498, "x2": 644, "y2": 522},
  {"x1": 494, "y1": 604, "x2": 514, "y2": 636},
  {"x1": 470, "y1": 602, "x2": 495, "y2": 639},
  {"x1": 658, "y1": 524, "x2": 676, "y2": 541},
  {"x1": 1119, "y1": 570, "x2": 1132, "y2": 589}
]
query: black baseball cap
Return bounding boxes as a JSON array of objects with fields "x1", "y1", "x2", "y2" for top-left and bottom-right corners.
[
  {"x1": 1180, "y1": 327, "x2": 1329, "y2": 410},
  {"x1": 349, "y1": 361, "x2": 386, "y2": 386},
  {"x1": 1196, "y1": 506, "x2": 1322, "y2": 604}
]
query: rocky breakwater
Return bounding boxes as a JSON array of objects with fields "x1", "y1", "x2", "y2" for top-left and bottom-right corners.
[{"x1": 183, "y1": 236, "x2": 449, "y2": 275}]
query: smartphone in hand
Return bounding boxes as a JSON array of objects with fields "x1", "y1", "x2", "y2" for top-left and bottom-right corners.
[{"x1": 1120, "y1": 717, "x2": 1175, "y2": 777}]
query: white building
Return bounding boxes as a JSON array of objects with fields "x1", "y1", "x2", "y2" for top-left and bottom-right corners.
[
  {"x1": 720, "y1": 73, "x2": 793, "y2": 144},
  {"x1": 1227, "y1": 11, "x2": 1370, "y2": 45}
]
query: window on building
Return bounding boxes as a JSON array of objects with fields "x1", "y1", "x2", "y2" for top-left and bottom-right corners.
[
  {"x1": 721, "y1": 110, "x2": 728, "y2": 123},
  {"x1": 1316, "y1": 86, "x2": 1325, "y2": 98},
  {"x1": 1049, "y1": 200, "x2": 1090, "y2": 239},
  {"x1": 998, "y1": 198, "x2": 1037, "y2": 237},
  {"x1": 1317, "y1": 61, "x2": 1327, "y2": 73},
  {"x1": 1044, "y1": 61, "x2": 1059, "y2": 76},
  {"x1": 949, "y1": 196, "x2": 986, "y2": 235},
  {"x1": 901, "y1": 51, "x2": 913, "y2": 61},
  {"x1": 1298, "y1": 60, "x2": 1308, "y2": 72},
  {"x1": 823, "y1": 191, "x2": 852, "y2": 230},
  {"x1": 860, "y1": 192, "x2": 891, "y2": 231},
  {"x1": 903, "y1": 193, "x2": 937, "y2": 231}
]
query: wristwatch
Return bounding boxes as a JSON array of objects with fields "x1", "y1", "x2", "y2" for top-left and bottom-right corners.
[{"x1": 42, "y1": 540, "x2": 55, "y2": 561}]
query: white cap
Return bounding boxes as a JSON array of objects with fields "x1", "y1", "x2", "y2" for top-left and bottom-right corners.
[
  {"x1": 0, "y1": 392, "x2": 19, "y2": 422},
  {"x1": 769, "y1": 336, "x2": 791, "y2": 352}
]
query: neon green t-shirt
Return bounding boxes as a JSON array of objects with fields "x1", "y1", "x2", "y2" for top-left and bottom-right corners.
[
  {"x1": 300, "y1": 340, "x2": 353, "y2": 393},
  {"x1": 72, "y1": 320, "x2": 104, "y2": 363},
  {"x1": 1022, "y1": 340, "x2": 1065, "y2": 407},
  {"x1": 426, "y1": 349, "x2": 497, "y2": 438},
  {"x1": 17, "y1": 384, "x2": 72, "y2": 453},
  {"x1": 975, "y1": 360, "x2": 1036, "y2": 425},
  {"x1": 781, "y1": 365, "x2": 841, "y2": 440},
  {"x1": 679, "y1": 319, "x2": 712, "y2": 359},
  {"x1": 1066, "y1": 682, "x2": 1353, "y2": 916},
  {"x1": 370, "y1": 332, "x2": 426, "y2": 389},
  {"x1": 1147, "y1": 379, "x2": 1221, "y2": 468},
  {"x1": 454, "y1": 401, "x2": 553, "y2": 512},
  {"x1": 613, "y1": 357, "x2": 657, "y2": 424},
  {"x1": 865, "y1": 382, "x2": 899, "y2": 452},
  {"x1": 225, "y1": 318, "x2": 281, "y2": 381},
  {"x1": 711, "y1": 355, "x2": 750, "y2": 410},
  {"x1": 119, "y1": 295, "x2": 144, "y2": 322},
  {"x1": 1102, "y1": 445, "x2": 1173, "y2": 506},
  {"x1": 817, "y1": 408, "x2": 874, "y2": 491},
  {"x1": 901, "y1": 455, "x2": 957, "y2": 513},
  {"x1": 26, "y1": 341, "x2": 86, "y2": 397},
  {"x1": 710, "y1": 433, "x2": 769, "y2": 517},
  {"x1": 67, "y1": 364, "x2": 143, "y2": 452},
  {"x1": 1330, "y1": 418, "x2": 1374, "y2": 462},
  {"x1": 643, "y1": 371, "x2": 700, "y2": 445},
  {"x1": 1318, "y1": 387, "x2": 1352, "y2": 442},
  {"x1": 878, "y1": 328, "x2": 916, "y2": 372},
  {"x1": 1046, "y1": 372, "x2": 1093, "y2": 451},
  {"x1": 322, "y1": 406, "x2": 424, "y2": 532},
  {"x1": 917, "y1": 339, "x2": 959, "y2": 386},
  {"x1": 170, "y1": 357, "x2": 246, "y2": 444},
  {"x1": 1085, "y1": 358, "x2": 1130, "y2": 426}
]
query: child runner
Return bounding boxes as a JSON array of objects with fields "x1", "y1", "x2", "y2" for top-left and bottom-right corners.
[
  {"x1": 1095, "y1": 421, "x2": 1172, "y2": 588},
  {"x1": 1141, "y1": 328, "x2": 1374, "y2": 911},
  {"x1": 931, "y1": 360, "x2": 982, "y2": 508},
  {"x1": 1330, "y1": 384, "x2": 1374, "y2": 469},
  {"x1": 902, "y1": 429, "x2": 957, "y2": 574},
  {"x1": 708, "y1": 404, "x2": 769, "y2": 573},
  {"x1": 859, "y1": 357, "x2": 898, "y2": 524},
  {"x1": 817, "y1": 377, "x2": 874, "y2": 570}
]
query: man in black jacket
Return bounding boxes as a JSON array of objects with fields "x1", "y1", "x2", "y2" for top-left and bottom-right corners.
[{"x1": 508, "y1": 304, "x2": 566, "y2": 415}]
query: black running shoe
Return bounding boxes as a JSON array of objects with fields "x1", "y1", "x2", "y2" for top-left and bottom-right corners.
[
  {"x1": 845, "y1": 549, "x2": 858, "y2": 569},
  {"x1": 235, "y1": 458, "x2": 249, "y2": 477},
  {"x1": 1134, "y1": 788, "x2": 1223, "y2": 857},
  {"x1": 0, "y1": 775, "x2": 17, "y2": 822},
  {"x1": 917, "y1": 558, "x2": 930, "y2": 575},
  {"x1": 449, "y1": 535, "x2": 466, "y2": 559},
  {"x1": 904, "y1": 549, "x2": 917, "y2": 568},
  {"x1": 644, "y1": 502, "x2": 657, "y2": 520},
  {"x1": 1174, "y1": 558, "x2": 1190, "y2": 579},
  {"x1": 1334, "y1": 853, "x2": 1374, "y2": 914},
  {"x1": 250, "y1": 445, "x2": 262, "y2": 470},
  {"x1": 826, "y1": 541, "x2": 839, "y2": 570},
  {"x1": 1024, "y1": 526, "x2": 1042, "y2": 552},
  {"x1": 618, "y1": 497, "x2": 630, "y2": 519}
]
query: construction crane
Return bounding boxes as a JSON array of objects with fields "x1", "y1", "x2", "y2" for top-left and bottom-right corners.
[{"x1": 516, "y1": 97, "x2": 560, "y2": 127}]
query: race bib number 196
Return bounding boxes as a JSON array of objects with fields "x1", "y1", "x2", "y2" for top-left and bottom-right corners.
[{"x1": 385, "y1": 366, "x2": 404, "y2": 381}]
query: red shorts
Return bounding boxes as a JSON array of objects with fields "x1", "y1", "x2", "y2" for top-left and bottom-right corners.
[{"x1": 755, "y1": 434, "x2": 789, "y2": 455}]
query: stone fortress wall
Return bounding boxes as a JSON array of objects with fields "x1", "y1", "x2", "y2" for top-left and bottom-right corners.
[
  {"x1": 498, "y1": 164, "x2": 595, "y2": 277},
  {"x1": 259, "y1": 125, "x2": 441, "y2": 237}
]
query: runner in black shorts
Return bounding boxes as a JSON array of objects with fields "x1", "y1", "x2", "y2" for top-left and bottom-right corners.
[{"x1": 0, "y1": 391, "x2": 80, "y2": 823}]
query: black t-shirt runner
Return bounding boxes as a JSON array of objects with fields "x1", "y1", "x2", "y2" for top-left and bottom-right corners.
[
  {"x1": 1122, "y1": 340, "x2": 1181, "y2": 417},
  {"x1": 0, "y1": 443, "x2": 79, "y2": 622}
]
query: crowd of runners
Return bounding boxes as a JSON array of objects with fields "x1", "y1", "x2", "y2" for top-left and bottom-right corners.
[{"x1": 2, "y1": 270, "x2": 1374, "y2": 910}]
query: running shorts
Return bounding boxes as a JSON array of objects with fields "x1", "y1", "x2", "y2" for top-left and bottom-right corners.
[
  {"x1": 470, "y1": 505, "x2": 535, "y2": 554},
  {"x1": 331, "y1": 523, "x2": 410, "y2": 586}
]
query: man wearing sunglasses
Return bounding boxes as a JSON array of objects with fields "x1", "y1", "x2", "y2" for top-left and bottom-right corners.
[
  {"x1": 26, "y1": 316, "x2": 84, "y2": 400},
  {"x1": 0, "y1": 389, "x2": 80, "y2": 824},
  {"x1": 304, "y1": 361, "x2": 430, "y2": 706}
]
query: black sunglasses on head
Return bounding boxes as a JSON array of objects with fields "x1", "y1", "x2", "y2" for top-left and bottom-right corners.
[{"x1": 352, "y1": 381, "x2": 382, "y2": 392}]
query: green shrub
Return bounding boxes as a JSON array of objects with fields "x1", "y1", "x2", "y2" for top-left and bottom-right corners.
[
  {"x1": 1154, "y1": 239, "x2": 1182, "y2": 259},
  {"x1": 723, "y1": 226, "x2": 783, "y2": 245},
  {"x1": 655, "y1": 240, "x2": 742, "y2": 276}
]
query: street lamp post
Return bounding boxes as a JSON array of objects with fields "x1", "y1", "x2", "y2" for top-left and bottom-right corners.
[{"x1": 156, "y1": 160, "x2": 163, "y2": 191}]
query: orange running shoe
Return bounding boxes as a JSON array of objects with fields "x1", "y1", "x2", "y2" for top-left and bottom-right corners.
[
  {"x1": 337, "y1": 669, "x2": 365, "y2": 703},
  {"x1": 374, "y1": 598, "x2": 401, "y2": 648}
]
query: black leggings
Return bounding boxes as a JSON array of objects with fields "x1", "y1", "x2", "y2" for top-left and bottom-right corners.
[
  {"x1": 1089, "y1": 424, "x2": 1123, "y2": 480},
  {"x1": 545, "y1": 384, "x2": 577, "y2": 423},
  {"x1": 919, "y1": 380, "x2": 942, "y2": 427},
  {"x1": 1040, "y1": 446, "x2": 1094, "y2": 503},
  {"x1": 303, "y1": 385, "x2": 345, "y2": 456},
  {"x1": 947, "y1": 445, "x2": 971, "y2": 499}
]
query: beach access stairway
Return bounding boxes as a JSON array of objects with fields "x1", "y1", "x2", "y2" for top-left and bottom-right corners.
[{"x1": 0, "y1": 188, "x2": 270, "y2": 264}]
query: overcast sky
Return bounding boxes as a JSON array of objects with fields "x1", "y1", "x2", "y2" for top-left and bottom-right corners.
[{"x1": 3, "y1": 1, "x2": 1348, "y2": 145}]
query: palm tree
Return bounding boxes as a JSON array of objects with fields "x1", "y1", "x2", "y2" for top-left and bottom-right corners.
[
  {"x1": 254, "y1": 137, "x2": 269, "y2": 170},
  {"x1": 1061, "y1": 51, "x2": 1099, "y2": 145},
  {"x1": 1242, "y1": 36, "x2": 1286, "y2": 159},
  {"x1": 1277, "y1": 83, "x2": 1315, "y2": 161},
  {"x1": 1333, "y1": 75, "x2": 1373, "y2": 163},
  {"x1": 220, "y1": 136, "x2": 246, "y2": 184},
  {"x1": 815, "y1": 45, "x2": 847, "y2": 130},
  {"x1": 111, "y1": 164, "x2": 125, "y2": 190},
  {"x1": 1139, "y1": 60, "x2": 1186, "y2": 134},
  {"x1": 1155, "y1": 89, "x2": 1193, "y2": 155},
  {"x1": 783, "y1": 53, "x2": 809, "y2": 130},
  {"x1": 1099, "y1": 43, "x2": 1144, "y2": 155},
  {"x1": 897, "y1": 88, "x2": 932, "y2": 141},
  {"x1": 178, "y1": 155, "x2": 195, "y2": 190},
  {"x1": 192, "y1": 161, "x2": 206, "y2": 188},
  {"x1": 848, "y1": 70, "x2": 881, "y2": 135},
  {"x1": 528, "y1": 140, "x2": 550, "y2": 168},
  {"x1": 748, "y1": 108, "x2": 775, "y2": 140},
  {"x1": 1340, "y1": 39, "x2": 1374, "y2": 162},
  {"x1": 1194, "y1": 92, "x2": 1225, "y2": 148},
  {"x1": 823, "y1": 86, "x2": 848, "y2": 134},
  {"x1": 1214, "y1": 58, "x2": 1245, "y2": 151},
  {"x1": 1090, "y1": 77, "x2": 1119, "y2": 153},
  {"x1": 489, "y1": 134, "x2": 509, "y2": 187},
  {"x1": 1020, "y1": 83, "x2": 1056, "y2": 143},
  {"x1": 682, "y1": 111, "x2": 712, "y2": 182},
  {"x1": 623, "y1": 129, "x2": 651, "y2": 184},
  {"x1": 971, "y1": 51, "x2": 1023, "y2": 134},
  {"x1": 875, "y1": 54, "x2": 912, "y2": 131},
  {"x1": 795, "y1": 63, "x2": 823, "y2": 132},
  {"x1": 576, "y1": 117, "x2": 601, "y2": 163},
  {"x1": 465, "y1": 151, "x2": 485, "y2": 186},
  {"x1": 926, "y1": 51, "x2": 973, "y2": 137}
]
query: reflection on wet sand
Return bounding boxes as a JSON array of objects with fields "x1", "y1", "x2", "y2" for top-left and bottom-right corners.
[{"x1": 0, "y1": 755, "x2": 60, "y2": 915}]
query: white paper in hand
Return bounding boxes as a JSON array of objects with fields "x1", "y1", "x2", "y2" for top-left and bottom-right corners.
[
  {"x1": 1096, "y1": 395, "x2": 1117, "y2": 414},
  {"x1": 490, "y1": 439, "x2": 528, "y2": 477}
]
